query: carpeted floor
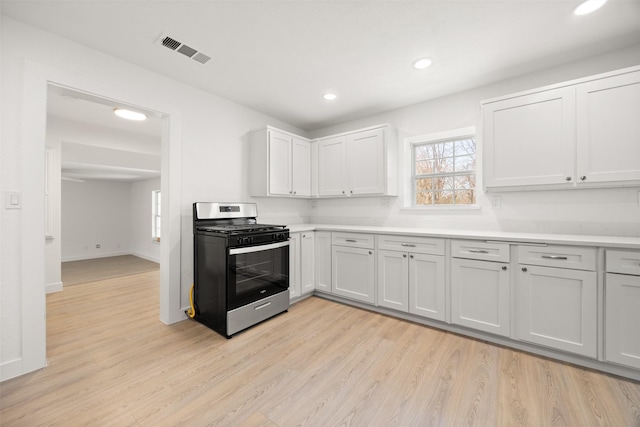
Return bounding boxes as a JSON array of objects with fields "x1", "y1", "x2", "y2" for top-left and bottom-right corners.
[{"x1": 62, "y1": 255, "x2": 159, "y2": 286}]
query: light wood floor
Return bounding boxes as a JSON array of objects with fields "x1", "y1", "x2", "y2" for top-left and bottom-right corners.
[
  {"x1": 62, "y1": 255, "x2": 159, "y2": 286},
  {"x1": 1, "y1": 271, "x2": 639, "y2": 426}
]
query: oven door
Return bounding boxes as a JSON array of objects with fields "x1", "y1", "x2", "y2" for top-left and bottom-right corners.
[{"x1": 228, "y1": 240, "x2": 289, "y2": 310}]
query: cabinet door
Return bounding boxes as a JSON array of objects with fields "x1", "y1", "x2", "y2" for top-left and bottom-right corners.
[
  {"x1": 332, "y1": 245, "x2": 375, "y2": 304},
  {"x1": 518, "y1": 265, "x2": 597, "y2": 358},
  {"x1": 300, "y1": 233, "x2": 315, "y2": 294},
  {"x1": 409, "y1": 253, "x2": 445, "y2": 321},
  {"x1": 451, "y1": 258, "x2": 510, "y2": 336},
  {"x1": 576, "y1": 71, "x2": 640, "y2": 184},
  {"x1": 347, "y1": 128, "x2": 385, "y2": 195},
  {"x1": 289, "y1": 233, "x2": 300, "y2": 300},
  {"x1": 483, "y1": 87, "x2": 575, "y2": 188},
  {"x1": 377, "y1": 250, "x2": 409, "y2": 311},
  {"x1": 268, "y1": 130, "x2": 292, "y2": 195},
  {"x1": 605, "y1": 273, "x2": 640, "y2": 369},
  {"x1": 292, "y1": 137, "x2": 311, "y2": 197},
  {"x1": 315, "y1": 231, "x2": 332, "y2": 292},
  {"x1": 318, "y1": 136, "x2": 348, "y2": 196}
]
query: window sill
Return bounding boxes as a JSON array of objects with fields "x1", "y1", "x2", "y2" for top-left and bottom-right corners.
[{"x1": 400, "y1": 204, "x2": 481, "y2": 213}]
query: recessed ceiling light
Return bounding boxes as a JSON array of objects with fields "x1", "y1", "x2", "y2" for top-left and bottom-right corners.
[
  {"x1": 323, "y1": 93, "x2": 337, "y2": 101},
  {"x1": 413, "y1": 58, "x2": 433, "y2": 70},
  {"x1": 574, "y1": 0, "x2": 607, "y2": 15},
  {"x1": 113, "y1": 108, "x2": 147, "y2": 121}
]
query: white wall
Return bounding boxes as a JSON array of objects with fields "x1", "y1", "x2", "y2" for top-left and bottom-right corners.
[
  {"x1": 61, "y1": 180, "x2": 132, "y2": 261},
  {"x1": 308, "y1": 44, "x2": 640, "y2": 237},
  {"x1": 1, "y1": 15, "x2": 310, "y2": 380},
  {"x1": 131, "y1": 178, "x2": 161, "y2": 263}
]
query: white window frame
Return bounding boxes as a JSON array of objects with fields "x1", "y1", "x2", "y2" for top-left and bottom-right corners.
[
  {"x1": 403, "y1": 126, "x2": 479, "y2": 210},
  {"x1": 152, "y1": 190, "x2": 161, "y2": 241}
]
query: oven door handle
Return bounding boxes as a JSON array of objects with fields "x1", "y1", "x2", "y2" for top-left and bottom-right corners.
[{"x1": 229, "y1": 240, "x2": 290, "y2": 256}]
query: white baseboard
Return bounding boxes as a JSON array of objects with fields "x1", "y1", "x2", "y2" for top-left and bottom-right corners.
[
  {"x1": 61, "y1": 251, "x2": 132, "y2": 263},
  {"x1": 131, "y1": 251, "x2": 160, "y2": 264},
  {"x1": 46, "y1": 281, "x2": 63, "y2": 294},
  {"x1": 0, "y1": 358, "x2": 24, "y2": 382}
]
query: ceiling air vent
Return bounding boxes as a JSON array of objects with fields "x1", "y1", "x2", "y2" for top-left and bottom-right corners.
[{"x1": 156, "y1": 33, "x2": 212, "y2": 65}]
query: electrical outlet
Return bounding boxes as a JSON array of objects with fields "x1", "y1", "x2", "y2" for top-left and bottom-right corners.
[
  {"x1": 311, "y1": 200, "x2": 317, "y2": 209},
  {"x1": 491, "y1": 196, "x2": 502, "y2": 209},
  {"x1": 381, "y1": 198, "x2": 390, "y2": 208}
]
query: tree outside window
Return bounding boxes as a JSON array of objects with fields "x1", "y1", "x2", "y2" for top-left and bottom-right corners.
[{"x1": 412, "y1": 136, "x2": 476, "y2": 206}]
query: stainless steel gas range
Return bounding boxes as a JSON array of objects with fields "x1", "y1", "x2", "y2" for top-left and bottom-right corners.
[{"x1": 192, "y1": 202, "x2": 290, "y2": 338}]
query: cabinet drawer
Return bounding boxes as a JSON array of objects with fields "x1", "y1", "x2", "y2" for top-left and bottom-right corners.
[
  {"x1": 451, "y1": 240, "x2": 510, "y2": 262},
  {"x1": 607, "y1": 250, "x2": 640, "y2": 276},
  {"x1": 332, "y1": 232, "x2": 375, "y2": 249},
  {"x1": 376, "y1": 235, "x2": 445, "y2": 255},
  {"x1": 518, "y1": 245, "x2": 596, "y2": 271}
]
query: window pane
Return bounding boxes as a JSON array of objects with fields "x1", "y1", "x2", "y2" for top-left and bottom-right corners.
[
  {"x1": 414, "y1": 145, "x2": 432, "y2": 161},
  {"x1": 415, "y1": 160, "x2": 434, "y2": 174},
  {"x1": 454, "y1": 189, "x2": 475, "y2": 205},
  {"x1": 454, "y1": 139, "x2": 476, "y2": 156},
  {"x1": 454, "y1": 155, "x2": 475, "y2": 172},
  {"x1": 454, "y1": 175, "x2": 475, "y2": 190},
  {"x1": 415, "y1": 178, "x2": 433, "y2": 191},
  {"x1": 434, "y1": 190, "x2": 454, "y2": 205},
  {"x1": 416, "y1": 191, "x2": 433, "y2": 205},
  {"x1": 434, "y1": 157, "x2": 454, "y2": 174},
  {"x1": 434, "y1": 176, "x2": 454, "y2": 191}
]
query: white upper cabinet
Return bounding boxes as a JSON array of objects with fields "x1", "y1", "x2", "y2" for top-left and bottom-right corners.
[
  {"x1": 483, "y1": 87, "x2": 576, "y2": 188},
  {"x1": 250, "y1": 127, "x2": 311, "y2": 198},
  {"x1": 316, "y1": 125, "x2": 397, "y2": 197},
  {"x1": 482, "y1": 66, "x2": 640, "y2": 190},
  {"x1": 576, "y1": 71, "x2": 640, "y2": 184},
  {"x1": 317, "y1": 135, "x2": 348, "y2": 196}
]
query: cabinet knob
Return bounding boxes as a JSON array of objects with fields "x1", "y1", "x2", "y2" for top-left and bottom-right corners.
[
  {"x1": 580, "y1": 176, "x2": 587, "y2": 181},
  {"x1": 342, "y1": 190, "x2": 345, "y2": 194},
  {"x1": 522, "y1": 267, "x2": 528, "y2": 272},
  {"x1": 565, "y1": 176, "x2": 572, "y2": 181},
  {"x1": 293, "y1": 191, "x2": 297, "y2": 195},
  {"x1": 369, "y1": 251, "x2": 373, "y2": 255},
  {"x1": 410, "y1": 255, "x2": 414, "y2": 259},
  {"x1": 350, "y1": 190, "x2": 353, "y2": 194},
  {"x1": 501, "y1": 265, "x2": 507, "y2": 271},
  {"x1": 403, "y1": 254, "x2": 407, "y2": 258}
]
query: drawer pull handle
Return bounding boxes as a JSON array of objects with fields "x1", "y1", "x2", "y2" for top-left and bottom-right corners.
[
  {"x1": 541, "y1": 255, "x2": 568, "y2": 260},
  {"x1": 254, "y1": 301, "x2": 272, "y2": 311},
  {"x1": 469, "y1": 249, "x2": 489, "y2": 254},
  {"x1": 401, "y1": 243, "x2": 416, "y2": 247},
  {"x1": 345, "y1": 239, "x2": 357, "y2": 243}
]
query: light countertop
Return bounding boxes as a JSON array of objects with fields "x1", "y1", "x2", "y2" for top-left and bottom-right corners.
[{"x1": 287, "y1": 223, "x2": 640, "y2": 249}]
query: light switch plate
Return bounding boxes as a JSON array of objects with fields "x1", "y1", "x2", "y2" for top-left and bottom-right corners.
[{"x1": 5, "y1": 191, "x2": 21, "y2": 209}]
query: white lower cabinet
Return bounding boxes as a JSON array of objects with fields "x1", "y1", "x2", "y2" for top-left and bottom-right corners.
[
  {"x1": 300, "y1": 232, "x2": 315, "y2": 295},
  {"x1": 289, "y1": 232, "x2": 315, "y2": 300},
  {"x1": 409, "y1": 253, "x2": 446, "y2": 321},
  {"x1": 377, "y1": 250, "x2": 409, "y2": 311},
  {"x1": 377, "y1": 250, "x2": 446, "y2": 321},
  {"x1": 332, "y1": 245, "x2": 376, "y2": 304},
  {"x1": 605, "y1": 250, "x2": 640, "y2": 369},
  {"x1": 517, "y1": 265, "x2": 597, "y2": 358},
  {"x1": 289, "y1": 233, "x2": 300, "y2": 300},
  {"x1": 451, "y1": 258, "x2": 510, "y2": 336},
  {"x1": 314, "y1": 231, "x2": 332, "y2": 293}
]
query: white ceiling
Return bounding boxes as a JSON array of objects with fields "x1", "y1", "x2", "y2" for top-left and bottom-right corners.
[{"x1": 3, "y1": 1, "x2": 639, "y2": 132}]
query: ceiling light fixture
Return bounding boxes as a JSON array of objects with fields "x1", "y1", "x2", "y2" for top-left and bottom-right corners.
[
  {"x1": 574, "y1": 0, "x2": 607, "y2": 15},
  {"x1": 413, "y1": 58, "x2": 433, "y2": 70},
  {"x1": 323, "y1": 93, "x2": 337, "y2": 101},
  {"x1": 113, "y1": 108, "x2": 147, "y2": 121}
]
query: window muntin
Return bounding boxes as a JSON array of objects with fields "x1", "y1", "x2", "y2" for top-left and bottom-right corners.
[{"x1": 412, "y1": 137, "x2": 476, "y2": 206}]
